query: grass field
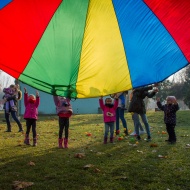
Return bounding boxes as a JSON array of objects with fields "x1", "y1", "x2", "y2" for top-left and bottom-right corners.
[{"x1": 0, "y1": 110, "x2": 190, "y2": 190}]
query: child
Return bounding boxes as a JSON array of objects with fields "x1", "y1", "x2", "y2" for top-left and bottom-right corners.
[
  {"x1": 53, "y1": 96, "x2": 73, "y2": 148},
  {"x1": 23, "y1": 88, "x2": 40, "y2": 146},
  {"x1": 157, "y1": 96, "x2": 179, "y2": 144},
  {"x1": 99, "y1": 96, "x2": 118, "y2": 144},
  {"x1": 3, "y1": 84, "x2": 18, "y2": 112}
]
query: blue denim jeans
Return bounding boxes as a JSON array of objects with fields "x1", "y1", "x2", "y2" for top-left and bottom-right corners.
[
  {"x1": 133, "y1": 113, "x2": 151, "y2": 136},
  {"x1": 4, "y1": 110, "x2": 21, "y2": 128},
  {"x1": 104, "y1": 122, "x2": 114, "y2": 138},
  {"x1": 116, "y1": 107, "x2": 127, "y2": 131}
]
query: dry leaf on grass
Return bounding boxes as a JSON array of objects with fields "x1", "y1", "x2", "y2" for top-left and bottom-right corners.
[
  {"x1": 83, "y1": 164, "x2": 94, "y2": 169},
  {"x1": 114, "y1": 176, "x2": 128, "y2": 180},
  {"x1": 28, "y1": 161, "x2": 35, "y2": 166},
  {"x1": 12, "y1": 181, "x2": 34, "y2": 190},
  {"x1": 150, "y1": 143, "x2": 158, "y2": 147},
  {"x1": 74, "y1": 153, "x2": 85, "y2": 158},
  {"x1": 94, "y1": 168, "x2": 101, "y2": 173},
  {"x1": 158, "y1": 155, "x2": 167, "y2": 158}
]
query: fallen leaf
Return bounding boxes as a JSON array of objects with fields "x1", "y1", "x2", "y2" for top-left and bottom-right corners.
[
  {"x1": 83, "y1": 164, "x2": 94, "y2": 169},
  {"x1": 28, "y1": 161, "x2": 35, "y2": 166},
  {"x1": 94, "y1": 168, "x2": 101, "y2": 173},
  {"x1": 74, "y1": 153, "x2": 85, "y2": 158},
  {"x1": 12, "y1": 181, "x2": 34, "y2": 190},
  {"x1": 158, "y1": 155, "x2": 167, "y2": 158},
  {"x1": 150, "y1": 143, "x2": 158, "y2": 147}
]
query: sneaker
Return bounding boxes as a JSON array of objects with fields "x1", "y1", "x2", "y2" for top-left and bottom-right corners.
[
  {"x1": 139, "y1": 130, "x2": 146, "y2": 135},
  {"x1": 136, "y1": 135, "x2": 141, "y2": 140},
  {"x1": 146, "y1": 136, "x2": 152, "y2": 142},
  {"x1": 130, "y1": 131, "x2": 136, "y2": 136},
  {"x1": 5, "y1": 130, "x2": 11, "y2": 132}
]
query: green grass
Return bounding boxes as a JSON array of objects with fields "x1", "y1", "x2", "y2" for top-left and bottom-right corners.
[{"x1": 0, "y1": 111, "x2": 190, "y2": 190}]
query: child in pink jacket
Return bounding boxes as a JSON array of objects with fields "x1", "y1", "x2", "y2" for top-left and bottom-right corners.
[
  {"x1": 99, "y1": 96, "x2": 118, "y2": 144},
  {"x1": 23, "y1": 88, "x2": 40, "y2": 146},
  {"x1": 53, "y1": 96, "x2": 73, "y2": 148}
]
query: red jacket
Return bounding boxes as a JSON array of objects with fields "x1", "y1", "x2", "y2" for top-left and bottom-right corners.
[
  {"x1": 24, "y1": 93, "x2": 40, "y2": 120},
  {"x1": 99, "y1": 98, "x2": 118, "y2": 123}
]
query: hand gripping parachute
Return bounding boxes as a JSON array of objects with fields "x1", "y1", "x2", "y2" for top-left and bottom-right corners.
[{"x1": 0, "y1": 0, "x2": 190, "y2": 98}]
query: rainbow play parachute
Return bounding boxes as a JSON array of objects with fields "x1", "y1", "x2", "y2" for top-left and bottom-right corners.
[{"x1": 0, "y1": 0, "x2": 190, "y2": 98}]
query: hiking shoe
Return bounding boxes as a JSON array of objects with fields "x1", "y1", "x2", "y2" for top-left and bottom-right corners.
[
  {"x1": 116, "y1": 130, "x2": 120, "y2": 135},
  {"x1": 146, "y1": 136, "x2": 152, "y2": 142},
  {"x1": 124, "y1": 129, "x2": 129, "y2": 136}
]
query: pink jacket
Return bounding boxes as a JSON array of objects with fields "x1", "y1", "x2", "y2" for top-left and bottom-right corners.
[
  {"x1": 24, "y1": 93, "x2": 40, "y2": 120},
  {"x1": 99, "y1": 98, "x2": 118, "y2": 123}
]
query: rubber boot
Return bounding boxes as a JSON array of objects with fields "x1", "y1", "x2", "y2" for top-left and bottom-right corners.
[
  {"x1": 110, "y1": 137, "x2": 114, "y2": 143},
  {"x1": 64, "y1": 138, "x2": 68, "y2": 148},
  {"x1": 33, "y1": 138, "x2": 37, "y2": 146},
  {"x1": 58, "y1": 138, "x2": 63, "y2": 148},
  {"x1": 5, "y1": 125, "x2": 11, "y2": 132},
  {"x1": 104, "y1": 137, "x2": 108, "y2": 144},
  {"x1": 24, "y1": 134, "x2": 30, "y2": 145},
  {"x1": 18, "y1": 123, "x2": 23, "y2": 132}
]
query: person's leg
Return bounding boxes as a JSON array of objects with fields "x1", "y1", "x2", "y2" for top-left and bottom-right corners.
[
  {"x1": 104, "y1": 123, "x2": 109, "y2": 144},
  {"x1": 115, "y1": 108, "x2": 120, "y2": 134},
  {"x1": 4, "y1": 111, "x2": 11, "y2": 132},
  {"x1": 165, "y1": 124, "x2": 171, "y2": 141},
  {"x1": 133, "y1": 113, "x2": 141, "y2": 140},
  {"x1": 110, "y1": 122, "x2": 114, "y2": 138},
  {"x1": 64, "y1": 118, "x2": 69, "y2": 148},
  {"x1": 10, "y1": 111, "x2": 23, "y2": 132},
  {"x1": 118, "y1": 107, "x2": 128, "y2": 135},
  {"x1": 58, "y1": 117, "x2": 64, "y2": 148},
  {"x1": 167, "y1": 124, "x2": 176, "y2": 143},
  {"x1": 24, "y1": 119, "x2": 31, "y2": 145},
  {"x1": 139, "y1": 122, "x2": 145, "y2": 132},
  {"x1": 109, "y1": 122, "x2": 115, "y2": 143},
  {"x1": 31, "y1": 119, "x2": 37, "y2": 146},
  {"x1": 5, "y1": 102, "x2": 9, "y2": 113},
  {"x1": 140, "y1": 114, "x2": 151, "y2": 138}
]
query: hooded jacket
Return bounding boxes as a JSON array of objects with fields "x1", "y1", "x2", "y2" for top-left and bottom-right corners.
[
  {"x1": 99, "y1": 98, "x2": 118, "y2": 123},
  {"x1": 24, "y1": 93, "x2": 40, "y2": 120},
  {"x1": 128, "y1": 86, "x2": 156, "y2": 114}
]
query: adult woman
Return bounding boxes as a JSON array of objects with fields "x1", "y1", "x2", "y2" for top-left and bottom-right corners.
[
  {"x1": 3, "y1": 84, "x2": 23, "y2": 132},
  {"x1": 128, "y1": 85, "x2": 158, "y2": 141}
]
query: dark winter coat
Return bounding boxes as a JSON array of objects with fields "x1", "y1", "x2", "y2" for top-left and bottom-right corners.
[
  {"x1": 157, "y1": 101, "x2": 179, "y2": 125},
  {"x1": 128, "y1": 86, "x2": 156, "y2": 114}
]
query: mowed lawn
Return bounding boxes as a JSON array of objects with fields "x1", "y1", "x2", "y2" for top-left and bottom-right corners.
[{"x1": 0, "y1": 110, "x2": 190, "y2": 190}]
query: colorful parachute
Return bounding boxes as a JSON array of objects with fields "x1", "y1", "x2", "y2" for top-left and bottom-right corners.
[{"x1": 0, "y1": 0, "x2": 190, "y2": 98}]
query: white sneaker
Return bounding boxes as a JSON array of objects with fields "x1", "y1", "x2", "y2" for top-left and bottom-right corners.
[
  {"x1": 130, "y1": 131, "x2": 136, "y2": 136},
  {"x1": 139, "y1": 130, "x2": 146, "y2": 135}
]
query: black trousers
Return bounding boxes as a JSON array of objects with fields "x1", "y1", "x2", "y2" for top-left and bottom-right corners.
[
  {"x1": 166, "y1": 123, "x2": 176, "y2": 142},
  {"x1": 26, "y1": 119, "x2": 37, "y2": 138},
  {"x1": 59, "y1": 117, "x2": 69, "y2": 139}
]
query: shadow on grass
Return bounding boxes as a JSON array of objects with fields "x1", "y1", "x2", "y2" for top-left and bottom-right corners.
[{"x1": 0, "y1": 132, "x2": 190, "y2": 190}]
